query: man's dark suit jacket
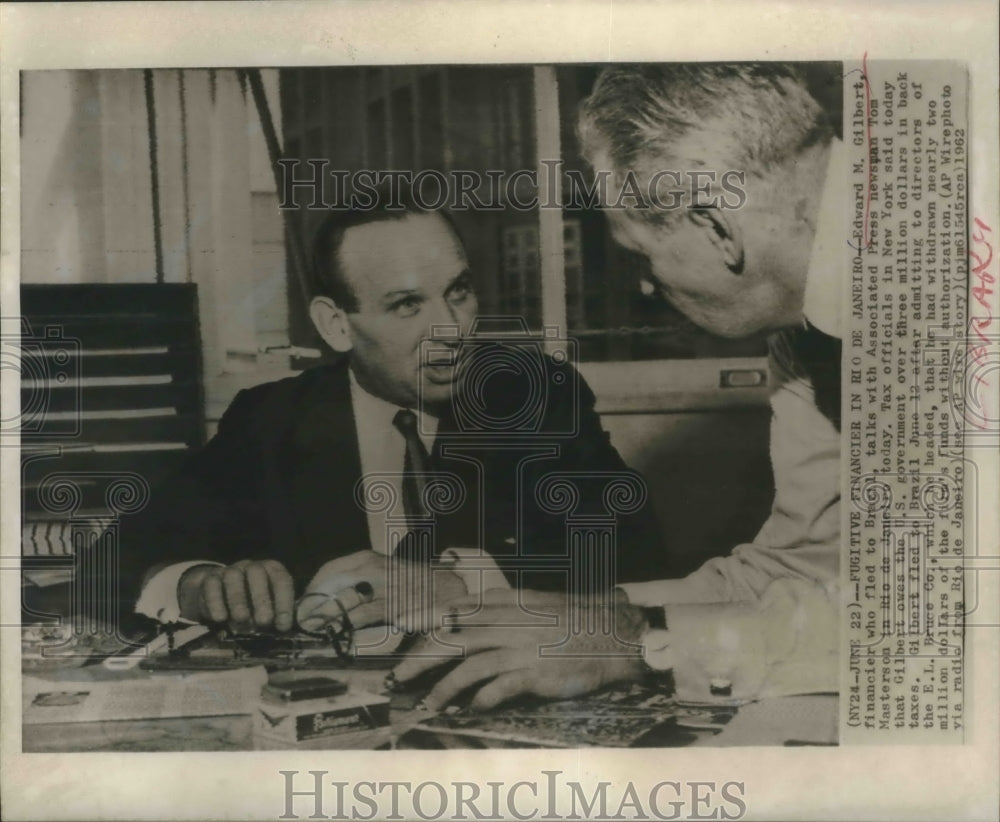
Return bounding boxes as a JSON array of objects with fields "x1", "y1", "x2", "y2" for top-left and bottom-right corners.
[{"x1": 98, "y1": 352, "x2": 669, "y2": 630}]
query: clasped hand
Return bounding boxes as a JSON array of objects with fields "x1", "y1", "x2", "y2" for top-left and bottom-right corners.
[
  {"x1": 294, "y1": 549, "x2": 468, "y2": 636},
  {"x1": 179, "y1": 550, "x2": 468, "y2": 635},
  {"x1": 391, "y1": 589, "x2": 649, "y2": 711},
  {"x1": 295, "y1": 557, "x2": 650, "y2": 710}
]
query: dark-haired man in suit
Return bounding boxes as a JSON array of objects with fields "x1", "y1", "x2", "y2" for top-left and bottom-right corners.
[{"x1": 121, "y1": 188, "x2": 668, "y2": 635}]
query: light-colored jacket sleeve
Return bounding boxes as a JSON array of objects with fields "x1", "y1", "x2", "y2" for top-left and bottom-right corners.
[
  {"x1": 618, "y1": 349, "x2": 842, "y2": 701},
  {"x1": 619, "y1": 365, "x2": 840, "y2": 607}
]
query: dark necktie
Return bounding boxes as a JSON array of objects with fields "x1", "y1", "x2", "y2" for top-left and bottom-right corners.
[
  {"x1": 770, "y1": 323, "x2": 842, "y2": 431},
  {"x1": 797, "y1": 321, "x2": 842, "y2": 432},
  {"x1": 393, "y1": 409, "x2": 433, "y2": 523}
]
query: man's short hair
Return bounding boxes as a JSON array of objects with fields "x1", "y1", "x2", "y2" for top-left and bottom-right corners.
[
  {"x1": 578, "y1": 63, "x2": 833, "y2": 222},
  {"x1": 311, "y1": 181, "x2": 461, "y2": 311}
]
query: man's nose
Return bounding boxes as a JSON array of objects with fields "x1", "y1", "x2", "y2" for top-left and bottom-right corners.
[
  {"x1": 427, "y1": 320, "x2": 462, "y2": 349},
  {"x1": 422, "y1": 321, "x2": 462, "y2": 371}
]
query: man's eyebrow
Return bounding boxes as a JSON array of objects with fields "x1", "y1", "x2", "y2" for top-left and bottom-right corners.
[
  {"x1": 380, "y1": 288, "x2": 422, "y2": 304},
  {"x1": 444, "y1": 269, "x2": 473, "y2": 289}
]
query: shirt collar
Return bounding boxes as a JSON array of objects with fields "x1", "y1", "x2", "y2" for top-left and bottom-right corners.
[
  {"x1": 348, "y1": 366, "x2": 437, "y2": 450},
  {"x1": 802, "y1": 138, "x2": 845, "y2": 339}
]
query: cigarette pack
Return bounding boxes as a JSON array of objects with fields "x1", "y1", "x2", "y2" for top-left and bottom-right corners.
[{"x1": 252, "y1": 690, "x2": 391, "y2": 749}]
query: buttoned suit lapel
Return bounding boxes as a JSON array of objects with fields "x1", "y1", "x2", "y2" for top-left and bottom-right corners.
[{"x1": 279, "y1": 361, "x2": 370, "y2": 585}]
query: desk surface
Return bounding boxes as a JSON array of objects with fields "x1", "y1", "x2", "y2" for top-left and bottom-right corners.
[{"x1": 21, "y1": 662, "x2": 838, "y2": 752}]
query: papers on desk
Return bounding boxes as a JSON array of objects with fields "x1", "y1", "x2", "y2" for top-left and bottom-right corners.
[
  {"x1": 409, "y1": 684, "x2": 719, "y2": 748},
  {"x1": 22, "y1": 667, "x2": 268, "y2": 725}
]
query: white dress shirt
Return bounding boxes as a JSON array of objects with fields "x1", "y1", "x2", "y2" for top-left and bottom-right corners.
[{"x1": 348, "y1": 369, "x2": 437, "y2": 555}]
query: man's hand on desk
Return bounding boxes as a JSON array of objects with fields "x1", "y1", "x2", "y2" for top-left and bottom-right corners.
[
  {"x1": 178, "y1": 560, "x2": 295, "y2": 632},
  {"x1": 392, "y1": 595, "x2": 649, "y2": 711},
  {"x1": 295, "y1": 550, "x2": 468, "y2": 635},
  {"x1": 389, "y1": 579, "x2": 839, "y2": 709}
]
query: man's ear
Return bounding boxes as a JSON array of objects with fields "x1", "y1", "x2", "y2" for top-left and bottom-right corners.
[
  {"x1": 688, "y1": 207, "x2": 745, "y2": 274},
  {"x1": 309, "y1": 296, "x2": 353, "y2": 353}
]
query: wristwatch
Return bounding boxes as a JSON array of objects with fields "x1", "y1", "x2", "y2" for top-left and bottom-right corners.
[{"x1": 641, "y1": 605, "x2": 735, "y2": 698}]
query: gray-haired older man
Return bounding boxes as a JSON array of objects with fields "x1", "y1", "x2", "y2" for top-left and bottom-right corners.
[{"x1": 395, "y1": 64, "x2": 843, "y2": 708}]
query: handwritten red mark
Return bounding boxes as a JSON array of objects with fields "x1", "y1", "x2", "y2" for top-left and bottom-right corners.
[{"x1": 968, "y1": 217, "x2": 996, "y2": 429}]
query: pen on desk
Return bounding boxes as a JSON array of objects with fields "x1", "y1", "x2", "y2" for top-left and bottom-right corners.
[{"x1": 102, "y1": 623, "x2": 210, "y2": 670}]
